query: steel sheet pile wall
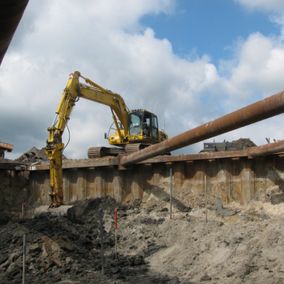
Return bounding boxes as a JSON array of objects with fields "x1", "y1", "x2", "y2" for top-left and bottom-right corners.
[
  {"x1": 0, "y1": 169, "x2": 29, "y2": 216},
  {"x1": 26, "y1": 156, "x2": 284, "y2": 209}
]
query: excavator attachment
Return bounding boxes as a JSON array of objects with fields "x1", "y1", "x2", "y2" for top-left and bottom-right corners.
[
  {"x1": 45, "y1": 72, "x2": 80, "y2": 207},
  {"x1": 45, "y1": 140, "x2": 64, "y2": 207},
  {"x1": 47, "y1": 147, "x2": 63, "y2": 208}
]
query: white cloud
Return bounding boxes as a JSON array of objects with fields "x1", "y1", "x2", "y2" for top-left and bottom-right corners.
[
  {"x1": 235, "y1": 0, "x2": 284, "y2": 12},
  {"x1": 2, "y1": 0, "x2": 284, "y2": 159},
  {"x1": 1, "y1": 0, "x2": 216, "y2": 159},
  {"x1": 223, "y1": 33, "x2": 284, "y2": 101}
]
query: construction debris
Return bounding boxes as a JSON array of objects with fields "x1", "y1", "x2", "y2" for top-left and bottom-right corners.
[
  {"x1": 16, "y1": 147, "x2": 66, "y2": 164},
  {"x1": 16, "y1": 147, "x2": 48, "y2": 164},
  {"x1": 201, "y1": 138, "x2": 256, "y2": 152}
]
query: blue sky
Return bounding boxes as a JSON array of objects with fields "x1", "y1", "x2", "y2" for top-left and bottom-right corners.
[
  {"x1": 143, "y1": 0, "x2": 279, "y2": 63},
  {"x1": 2, "y1": 0, "x2": 284, "y2": 158}
]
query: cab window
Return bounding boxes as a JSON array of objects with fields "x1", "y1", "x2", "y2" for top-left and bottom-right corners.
[
  {"x1": 151, "y1": 115, "x2": 158, "y2": 139},
  {"x1": 129, "y1": 113, "x2": 141, "y2": 135}
]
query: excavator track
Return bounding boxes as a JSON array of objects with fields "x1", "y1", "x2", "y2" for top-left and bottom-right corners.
[
  {"x1": 124, "y1": 143, "x2": 148, "y2": 154},
  {"x1": 88, "y1": 147, "x2": 124, "y2": 158},
  {"x1": 88, "y1": 144, "x2": 150, "y2": 158}
]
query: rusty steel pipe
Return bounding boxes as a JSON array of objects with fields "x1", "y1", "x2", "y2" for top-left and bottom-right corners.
[
  {"x1": 248, "y1": 140, "x2": 284, "y2": 157},
  {"x1": 120, "y1": 90, "x2": 284, "y2": 166},
  {"x1": 0, "y1": 0, "x2": 29, "y2": 65}
]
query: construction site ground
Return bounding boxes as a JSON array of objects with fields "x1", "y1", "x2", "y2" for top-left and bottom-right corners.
[{"x1": 0, "y1": 192, "x2": 283, "y2": 284}]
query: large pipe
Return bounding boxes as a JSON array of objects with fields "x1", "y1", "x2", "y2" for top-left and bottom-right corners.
[
  {"x1": 120, "y1": 90, "x2": 284, "y2": 166},
  {"x1": 0, "y1": 0, "x2": 29, "y2": 65},
  {"x1": 248, "y1": 139, "x2": 284, "y2": 157}
]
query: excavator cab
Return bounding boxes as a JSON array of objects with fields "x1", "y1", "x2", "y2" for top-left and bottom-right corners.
[
  {"x1": 90, "y1": 110, "x2": 161, "y2": 157},
  {"x1": 105, "y1": 109, "x2": 161, "y2": 150},
  {"x1": 128, "y1": 109, "x2": 159, "y2": 144}
]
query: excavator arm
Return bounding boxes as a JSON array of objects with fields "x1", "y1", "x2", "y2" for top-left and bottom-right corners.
[
  {"x1": 78, "y1": 74, "x2": 129, "y2": 142},
  {"x1": 46, "y1": 71, "x2": 130, "y2": 207}
]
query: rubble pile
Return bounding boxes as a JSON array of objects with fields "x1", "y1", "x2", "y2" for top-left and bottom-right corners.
[
  {"x1": 15, "y1": 146, "x2": 68, "y2": 164},
  {"x1": 16, "y1": 147, "x2": 48, "y2": 164}
]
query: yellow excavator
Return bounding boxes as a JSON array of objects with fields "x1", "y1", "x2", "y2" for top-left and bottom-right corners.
[{"x1": 46, "y1": 71, "x2": 167, "y2": 207}]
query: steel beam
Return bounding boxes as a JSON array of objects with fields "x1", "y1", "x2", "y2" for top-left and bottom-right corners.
[{"x1": 120, "y1": 90, "x2": 284, "y2": 166}]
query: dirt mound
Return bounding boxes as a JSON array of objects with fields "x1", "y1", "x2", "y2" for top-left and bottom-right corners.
[
  {"x1": 0, "y1": 197, "x2": 179, "y2": 283},
  {"x1": 1, "y1": 197, "x2": 283, "y2": 283}
]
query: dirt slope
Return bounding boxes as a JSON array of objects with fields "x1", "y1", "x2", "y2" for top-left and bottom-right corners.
[{"x1": 0, "y1": 196, "x2": 283, "y2": 283}]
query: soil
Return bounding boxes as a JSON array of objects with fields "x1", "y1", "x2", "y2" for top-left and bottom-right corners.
[{"x1": 0, "y1": 196, "x2": 283, "y2": 283}]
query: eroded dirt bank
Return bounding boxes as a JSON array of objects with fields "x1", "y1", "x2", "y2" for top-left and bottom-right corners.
[{"x1": 0, "y1": 196, "x2": 283, "y2": 283}]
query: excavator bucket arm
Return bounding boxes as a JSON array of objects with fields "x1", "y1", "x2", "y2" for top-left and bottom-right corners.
[{"x1": 45, "y1": 72, "x2": 80, "y2": 207}]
